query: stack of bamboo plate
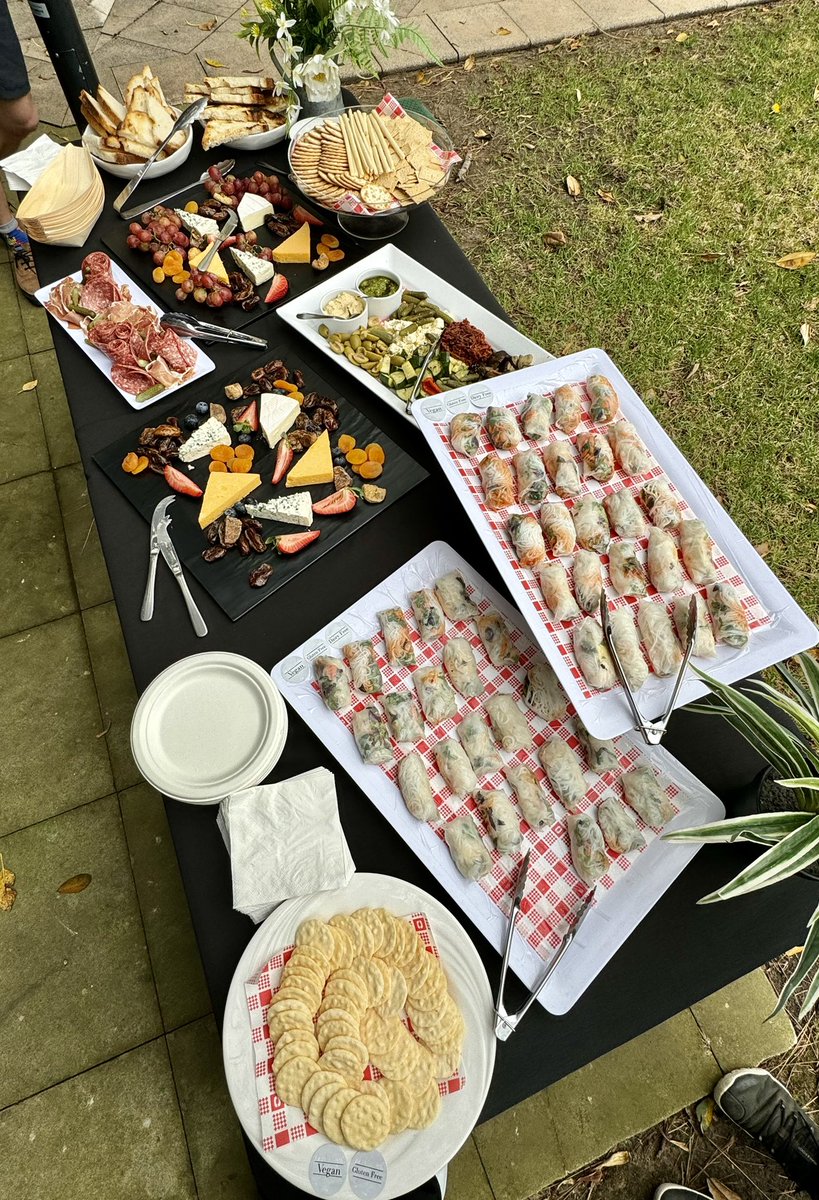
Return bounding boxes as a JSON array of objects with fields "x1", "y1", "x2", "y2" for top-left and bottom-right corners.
[{"x1": 16, "y1": 144, "x2": 105, "y2": 247}]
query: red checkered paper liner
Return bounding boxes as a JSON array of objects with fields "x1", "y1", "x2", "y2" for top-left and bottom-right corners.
[
  {"x1": 245, "y1": 911, "x2": 467, "y2": 1153},
  {"x1": 427, "y1": 385, "x2": 769, "y2": 704}
]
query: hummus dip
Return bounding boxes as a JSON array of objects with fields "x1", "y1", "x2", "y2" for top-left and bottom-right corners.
[{"x1": 322, "y1": 290, "x2": 365, "y2": 319}]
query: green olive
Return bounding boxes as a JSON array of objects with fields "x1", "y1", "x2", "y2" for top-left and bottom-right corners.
[
  {"x1": 349, "y1": 333, "x2": 361, "y2": 350},
  {"x1": 318, "y1": 323, "x2": 330, "y2": 339}
]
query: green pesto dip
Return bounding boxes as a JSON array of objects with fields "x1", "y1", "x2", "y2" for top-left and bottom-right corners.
[{"x1": 358, "y1": 274, "x2": 399, "y2": 298}]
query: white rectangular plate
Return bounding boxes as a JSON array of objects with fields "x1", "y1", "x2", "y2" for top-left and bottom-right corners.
[
  {"x1": 36, "y1": 260, "x2": 215, "y2": 410},
  {"x1": 411, "y1": 350, "x2": 818, "y2": 738},
  {"x1": 276, "y1": 244, "x2": 553, "y2": 422},
  {"x1": 272, "y1": 540, "x2": 725, "y2": 1014}
]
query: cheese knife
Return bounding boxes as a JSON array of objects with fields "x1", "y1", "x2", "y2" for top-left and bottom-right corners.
[
  {"x1": 114, "y1": 97, "x2": 208, "y2": 216},
  {"x1": 195, "y1": 209, "x2": 238, "y2": 274},
  {"x1": 156, "y1": 517, "x2": 208, "y2": 638},
  {"x1": 119, "y1": 159, "x2": 235, "y2": 223},
  {"x1": 141, "y1": 495, "x2": 175, "y2": 621}
]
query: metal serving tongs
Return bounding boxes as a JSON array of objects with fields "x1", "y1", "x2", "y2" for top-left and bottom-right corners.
[
  {"x1": 113, "y1": 97, "x2": 208, "y2": 215},
  {"x1": 494, "y1": 849, "x2": 596, "y2": 1040},
  {"x1": 159, "y1": 312, "x2": 268, "y2": 349},
  {"x1": 600, "y1": 589, "x2": 698, "y2": 745}
]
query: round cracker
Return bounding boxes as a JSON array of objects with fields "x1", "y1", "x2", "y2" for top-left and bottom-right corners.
[
  {"x1": 275, "y1": 1037, "x2": 320, "y2": 1070},
  {"x1": 318, "y1": 1017, "x2": 360, "y2": 1049},
  {"x1": 361, "y1": 1009, "x2": 399, "y2": 1056},
  {"x1": 329, "y1": 924, "x2": 355, "y2": 970},
  {"x1": 377, "y1": 913, "x2": 399, "y2": 959},
  {"x1": 302, "y1": 1068, "x2": 345, "y2": 1115},
  {"x1": 268, "y1": 1006, "x2": 313, "y2": 1043},
  {"x1": 295, "y1": 918, "x2": 334, "y2": 960},
  {"x1": 323, "y1": 1034, "x2": 369, "y2": 1070},
  {"x1": 327, "y1": 968, "x2": 368, "y2": 1005},
  {"x1": 317, "y1": 1005, "x2": 360, "y2": 1030},
  {"x1": 289, "y1": 949, "x2": 330, "y2": 984},
  {"x1": 352, "y1": 956, "x2": 386, "y2": 1007},
  {"x1": 359, "y1": 1078, "x2": 387, "y2": 1103},
  {"x1": 340, "y1": 1092, "x2": 390, "y2": 1151},
  {"x1": 410, "y1": 1078, "x2": 442, "y2": 1129},
  {"x1": 320, "y1": 1047, "x2": 365, "y2": 1083},
  {"x1": 430, "y1": 1041, "x2": 462, "y2": 1081},
  {"x1": 282, "y1": 963, "x2": 325, "y2": 996},
  {"x1": 321, "y1": 1085, "x2": 359, "y2": 1146},
  {"x1": 308, "y1": 1078, "x2": 345, "y2": 1134},
  {"x1": 380, "y1": 1077, "x2": 413, "y2": 1134},
  {"x1": 272, "y1": 984, "x2": 320, "y2": 1013},
  {"x1": 349, "y1": 910, "x2": 376, "y2": 958},
  {"x1": 377, "y1": 964, "x2": 408, "y2": 1017},
  {"x1": 276, "y1": 1056, "x2": 317, "y2": 1107},
  {"x1": 319, "y1": 993, "x2": 360, "y2": 1020}
]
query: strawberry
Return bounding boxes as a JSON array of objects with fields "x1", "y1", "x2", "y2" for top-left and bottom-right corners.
[
  {"x1": 164, "y1": 464, "x2": 202, "y2": 497},
  {"x1": 264, "y1": 273, "x2": 289, "y2": 304},
  {"x1": 233, "y1": 398, "x2": 258, "y2": 433},
  {"x1": 274, "y1": 530, "x2": 320, "y2": 555},
  {"x1": 312, "y1": 487, "x2": 357, "y2": 515},
  {"x1": 271, "y1": 438, "x2": 293, "y2": 484},
  {"x1": 292, "y1": 204, "x2": 323, "y2": 228}
]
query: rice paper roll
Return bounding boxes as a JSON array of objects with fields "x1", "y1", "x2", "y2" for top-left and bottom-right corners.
[
  {"x1": 604, "y1": 489, "x2": 646, "y2": 539},
  {"x1": 679, "y1": 519, "x2": 718, "y2": 585},
  {"x1": 486, "y1": 405, "x2": 522, "y2": 451},
  {"x1": 553, "y1": 384, "x2": 583, "y2": 434},
  {"x1": 520, "y1": 392, "x2": 553, "y2": 439},
  {"x1": 508, "y1": 513, "x2": 546, "y2": 568},
  {"x1": 378, "y1": 607, "x2": 416, "y2": 667},
  {"x1": 672, "y1": 593, "x2": 716, "y2": 658},
  {"x1": 575, "y1": 430, "x2": 615, "y2": 482},
  {"x1": 343, "y1": 640, "x2": 383, "y2": 695},
  {"x1": 409, "y1": 588, "x2": 446, "y2": 643},
  {"x1": 641, "y1": 478, "x2": 681, "y2": 531},
  {"x1": 476, "y1": 610, "x2": 520, "y2": 667},
  {"x1": 444, "y1": 816, "x2": 491, "y2": 881},
  {"x1": 486, "y1": 693, "x2": 533, "y2": 752},
  {"x1": 524, "y1": 661, "x2": 567, "y2": 722},
  {"x1": 543, "y1": 441, "x2": 582, "y2": 499},
  {"x1": 443, "y1": 637, "x2": 482, "y2": 699},
  {"x1": 573, "y1": 549, "x2": 604, "y2": 614},
  {"x1": 576, "y1": 723, "x2": 619, "y2": 775},
  {"x1": 707, "y1": 582, "x2": 750, "y2": 648},
  {"x1": 540, "y1": 501, "x2": 576, "y2": 556},
  {"x1": 457, "y1": 712, "x2": 503, "y2": 776},
  {"x1": 313, "y1": 655, "x2": 352, "y2": 712},
  {"x1": 514, "y1": 448, "x2": 549, "y2": 506},
  {"x1": 449, "y1": 411, "x2": 483, "y2": 456},
  {"x1": 573, "y1": 617, "x2": 617, "y2": 691},
  {"x1": 383, "y1": 690, "x2": 424, "y2": 743},
  {"x1": 608, "y1": 608, "x2": 649, "y2": 691},
  {"x1": 622, "y1": 764, "x2": 675, "y2": 826},
  {"x1": 539, "y1": 561, "x2": 580, "y2": 622},
  {"x1": 586, "y1": 374, "x2": 620, "y2": 424},
  {"x1": 434, "y1": 570, "x2": 478, "y2": 622},
  {"x1": 572, "y1": 496, "x2": 610, "y2": 553},
  {"x1": 397, "y1": 751, "x2": 437, "y2": 822},
  {"x1": 637, "y1": 601, "x2": 683, "y2": 676},
  {"x1": 608, "y1": 541, "x2": 648, "y2": 598},
  {"x1": 568, "y1": 813, "x2": 609, "y2": 885},
  {"x1": 597, "y1": 795, "x2": 646, "y2": 853},
  {"x1": 414, "y1": 666, "x2": 459, "y2": 725},
  {"x1": 434, "y1": 737, "x2": 478, "y2": 798},
  {"x1": 352, "y1": 705, "x2": 393, "y2": 765},
  {"x1": 647, "y1": 526, "x2": 684, "y2": 593},
  {"x1": 478, "y1": 788, "x2": 522, "y2": 853},
  {"x1": 538, "y1": 737, "x2": 587, "y2": 811},
  {"x1": 478, "y1": 453, "x2": 516, "y2": 510},
  {"x1": 607, "y1": 420, "x2": 651, "y2": 476},
  {"x1": 505, "y1": 763, "x2": 555, "y2": 829}
]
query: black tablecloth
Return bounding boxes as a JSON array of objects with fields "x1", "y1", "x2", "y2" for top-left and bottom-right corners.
[{"x1": 31, "y1": 131, "x2": 817, "y2": 1192}]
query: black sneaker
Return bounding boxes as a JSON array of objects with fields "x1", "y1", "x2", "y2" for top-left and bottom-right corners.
[
  {"x1": 654, "y1": 1187, "x2": 710, "y2": 1199},
  {"x1": 715, "y1": 1068, "x2": 819, "y2": 1194}
]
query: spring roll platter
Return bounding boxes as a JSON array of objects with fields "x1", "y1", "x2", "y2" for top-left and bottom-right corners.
[
  {"x1": 272, "y1": 541, "x2": 724, "y2": 1013},
  {"x1": 411, "y1": 350, "x2": 818, "y2": 739}
]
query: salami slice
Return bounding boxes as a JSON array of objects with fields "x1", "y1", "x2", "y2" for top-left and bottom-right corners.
[
  {"x1": 81, "y1": 251, "x2": 113, "y2": 280},
  {"x1": 111, "y1": 363, "x2": 155, "y2": 394},
  {"x1": 80, "y1": 276, "x2": 119, "y2": 312}
]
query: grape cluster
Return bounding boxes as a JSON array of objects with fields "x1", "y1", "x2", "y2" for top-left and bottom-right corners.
[
  {"x1": 203, "y1": 164, "x2": 293, "y2": 212},
  {"x1": 126, "y1": 208, "x2": 189, "y2": 266},
  {"x1": 184, "y1": 270, "x2": 233, "y2": 308}
]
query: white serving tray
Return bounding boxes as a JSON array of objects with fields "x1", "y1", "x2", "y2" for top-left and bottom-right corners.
[
  {"x1": 272, "y1": 540, "x2": 725, "y2": 1014},
  {"x1": 36, "y1": 260, "x2": 215, "y2": 410},
  {"x1": 276, "y1": 244, "x2": 553, "y2": 422},
  {"x1": 412, "y1": 350, "x2": 818, "y2": 739}
]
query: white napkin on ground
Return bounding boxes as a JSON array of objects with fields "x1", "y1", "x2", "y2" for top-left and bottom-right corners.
[
  {"x1": 218, "y1": 767, "x2": 355, "y2": 923},
  {"x1": 1, "y1": 134, "x2": 64, "y2": 191}
]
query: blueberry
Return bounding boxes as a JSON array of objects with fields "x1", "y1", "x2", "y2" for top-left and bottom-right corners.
[
  {"x1": 195, "y1": 401, "x2": 209, "y2": 417},
  {"x1": 237, "y1": 432, "x2": 253, "y2": 445},
  {"x1": 183, "y1": 413, "x2": 200, "y2": 430},
  {"x1": 224, "y1": 507, "x2": 237, "y2": 518},
  {"x1": 234, "y1": 502, "x2": 248, "y2": 516},
  {"x1": 332, "y1": 450, "x2": 346, "y2": 465}
]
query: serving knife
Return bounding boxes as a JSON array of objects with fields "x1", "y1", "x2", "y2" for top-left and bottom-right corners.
[
  {"x1": 119, "y1": 158, "x2": 235, "y2": 222},
  {"x1": 195, "y1": 208, "x2": 238, "y2": 273},
  {"x1": 141, "y1": 495, "x2": 175, "y2": 621},
  {"x1": 156, "y1": 518, "x2": 208, "y2": 638},
  {"x1": 114, "y1": 97, "x2": 208, "y2": 215}
]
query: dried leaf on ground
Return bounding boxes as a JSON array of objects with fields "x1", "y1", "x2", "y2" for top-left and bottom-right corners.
[
  {"x1": 576, "y1": 88, "x2": 582, "y2": 101},
  {"x1": 698, "y1": 251, "x2": 723, "y2": 262},
  {"x1": 665, "y1": 1136, "x2": 690, "y2": 1151},
  {"x1": 676, "y1": 31, "x2": 689, "y2": 41},
  {"x1": 776, "y1": 251, "x2": 816, "y2": 269},
  {"x1": 543, "y1": 229, "x2": 568, "y2": 249},
  {"x1": 685, "y1": 362, "x2": 700, "y2": 381},
  {"x1": 696, "y1": 1096, "x2": 715, "y2": 1133},
  {"x1": 754, "y1": 541, "x2": 770, "y2": 557},
  {"x1": 565, "y1": 174, "x2": 582, "y2": 196},
  {"x1": 597, "y1": 188, "x2": 616, "y2": 204},
  {"x1": 786, "y1": 944, "x2": 805, "y2": 955},
  {"x1": 800, "y1": 322, "x2": 811, "y2": 346},
  {"x1": 463, "y1": 55, "x2": 476, "y2": 71},
  {"x1": 805, "y1": 296, "x2": 819, "y2": 311},
  {"x1": 634, "y1": 212, "x2": 663, "y2": 224},
  {"x1": 708, "y1": 1180, "x2": 743, "y2": 1200},
  {"x1": 495, "y1": 27, "x2": 512, "y2": 36},
  {"x1": 456, "y1": 151, "x2": 473, "y2": 182},
  {"x1": 204, "y1": 58, "x2": 224, "y2": 68},
  {"x1": 0, "y1": 855, "x2": 16, "y2": 912},
  {"x1": 57, "y1": 873, "x2": 92, "y2": 895},
  {"x1": 187, "y1": 17, "x2": 216, "y2": 29},
  {"x1": 19, "y1": 380, "x2": 37, "y2": 392},
  {"x1": 599, "y1": 1150, "x2": 630, "y2": 1167},
  {"x1": 474, "y1": 128, "x2": 491, "y2": 141}
]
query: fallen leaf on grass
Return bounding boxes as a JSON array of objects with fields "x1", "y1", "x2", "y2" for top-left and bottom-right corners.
[
  {"x1": 576, "y1": 87, "x2": 582, "y2": 101},
  {"x1": 565, "y1": 174, "x2": 582, "y2": 197},
  {"x1": 599, "y1": 1151, "x2": 630, "y2": 1167},
  {"x1": 805, "y1": 296, "x2": 819, "y2": 311},
  {"x1": 777, "y1": 251, "x2": 816, "y2": 269},
  {"x1": 19, "y1": 380, "x2": 37, "y2": 392},
  {"x1": 597, "y1": 189, "x2": 616, "y2": 204},
  {"x1": 187, "y1": 17, "x2": 216, "y2": 29},
  {"x1": 634, "y1": 212, "x2": 663, "y2": 224},
  {"x1": 685, "y1": 362, "x2": 700, "y2": 381},
  {"x1": 707, "y1": 18, "x2": 720, "y2": 26},
  {"x1": 697, "y1": 251, "x2": 723, "y2": 262},
  {"x1": 0, "y1": 854, "x2": 16, "y2": 912},
  {"x1": 664, "y1": 1136, "x2": 691, "y2": 1151},
  {"x1": 696, "y1": 1096, "x2": 715, "y2": 1133},
  {"x1": 814, "y1": 84, "x2": 819, "y2": 103},
  {"x1": 463, "y1": 54, "x2": 476, "y2": 71},
  {"x1": 57, "y1": 873, "x2": 92, "y2": 895},
  {"x1": 786, "y1": 944, "x2": 806, "y2": 955},
  {"x1": 676, "y1": 31, "x2": 689, "y2": 41},
  {"x1": 708, "y1": 1180, "x2": 743, "y2": 1200},
  {"x1": 474, "y1": 128, "x2": 491, "y2": 141},
  {"x1": 204, "y1": 58, "x2": 224, "y2": 68},
  {"x1": 800, "y1": 322, "x2": 811, "y2": 346},
  {"x1": 495, "y1": 27, "x2": 512, "y2": 35},
  {"x1": 543, "y1": 229, "x2": 568, "y2": 249}
]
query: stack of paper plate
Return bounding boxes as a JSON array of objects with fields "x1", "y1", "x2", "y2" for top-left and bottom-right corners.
[{"x1": 16, "y1": 144, "x2": 105, "y2": 247}]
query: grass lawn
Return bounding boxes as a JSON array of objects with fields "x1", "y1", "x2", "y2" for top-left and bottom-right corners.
[{"x1": 361, "y1": 0, "x2": 819, "y2": 622}]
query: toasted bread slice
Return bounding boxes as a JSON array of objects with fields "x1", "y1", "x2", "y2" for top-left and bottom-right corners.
[
  {"x1": 203, "y1": 75, "x2": 278, "y2": 90},
  {"x1": 80, "y1": 92, "x2": 117, "y2": 137},
  {"x1": 97, "y1": 84, "x2": 126, "y2": 126}
]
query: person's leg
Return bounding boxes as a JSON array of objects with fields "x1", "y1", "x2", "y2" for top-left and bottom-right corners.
[{"x1": 0, "y1": 0, "x2": 41, "y2": 298}]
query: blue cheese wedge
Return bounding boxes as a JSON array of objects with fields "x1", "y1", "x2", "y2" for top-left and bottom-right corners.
[
  {"x1": 178, "y1": 416, "x2": 232, "y2": 462},
  {"x1": 245, "y1": 493, "x2": 314, "y2": 527},
  {"x1": 237, "y1": 192, "x2": 274, "y2": 232},
  {"x1": 174, "y1": 208, "x2": 220, "y2": 239},
  {"x1": 231, "y1": 247, "x2": 276, "y2": 287},
  {"x1": 259, "y1": 392, "x2": 300, "y2": 447}
]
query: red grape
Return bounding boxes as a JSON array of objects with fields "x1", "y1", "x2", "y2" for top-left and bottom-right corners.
[
  {"x1": 174, "y1": 232, "x2": 188, "y2": 246},
  {"x1": 181, "y1": 279, "x2": 194, "y2": 294},
  {"x1": 207, "y1": 291, "x2": 223, "y2": 308},
  {"x1": 279, "y1": 194, "x2": 292, "y2": 211},
  {"x1": 247, "y1": 181, "x2": 258, "y2": 194},
  {"x1": 138, "y1": 229, "x2": 152, "y2": 243},
  {"x1": 209, "y1": 165, "x2": 223, "y2": 181},
  {"x1": 152, "y1": 250, "x2": 165, "y2": 265},
  {"x1": 193, "y1": 287, "x2": 208, "y2": 303},
  {"x1": 129, "y1": 222, "x2": 141, "y2": 235},
  {"x1": 175, "y1": 288, "x2": 187, "y2": 302},
  {"x1": 219, "y1": 286, "x2": 232, "y2": 303},
  {"x1": 127, "y1": 234, "x2": 139, "y2": 249},
  {"x1": 245, "y1": 230, "x2": 257, "y2": 245},
  {"x1": 253, "y1": 170, "x2": 264, "y2": 183}
]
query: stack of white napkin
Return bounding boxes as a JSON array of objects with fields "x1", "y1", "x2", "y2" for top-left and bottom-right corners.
[{"x1": 218, "y1": 767, "x2": 355, "y2": 923}]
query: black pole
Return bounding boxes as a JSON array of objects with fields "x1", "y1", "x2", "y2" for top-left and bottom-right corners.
[{"x1": 27, "y1": 0, "x2": 99, "y2": 129}]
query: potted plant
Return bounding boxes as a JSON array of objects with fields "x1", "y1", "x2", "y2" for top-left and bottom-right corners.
[
  {"x1": 664, "y1": 653, "x2": 819, "y2": 1019},
  {"x1": 238, "y1": 0, "x2": 440, "y2": 118}
]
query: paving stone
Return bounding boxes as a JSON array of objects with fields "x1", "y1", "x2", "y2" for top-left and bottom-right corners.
[
  {"x1": 449, "y1": 1134, "x2": 495, "y2": 1200},
  {"x1": 17, "y1": 284, "x2": 54, "y2": 355},
  {"x1": 473, "y1": 1073, "x2": 565, "y2": 1200},
  {"x1": 0, "y1": 355, "x2": 50, "y2": 484},
  {"x1": 101, "y1": 0, "x2": 158, "y2": 34},
  {"x1": 8, "y1": 0, "x2": 40, "y2": 40},
  {"x1": 0, "y1": 795, "x2": 162, "y2": 1107},
  {"x1": 692, "y1": 968, "x2": 796, "y2": 1074},
  {"x1": 82, "y1": 602, "x2": 141, "y2": 790},
  {"x1": 577, "y1": 0, "x2": 665, "y2": 27},
  {"x1": 0, "y1": 1038, "x2": 196, "y2": 1200},
  {"x1": 167, "y1": 1015, "x2": 257, "y2": 1199},
  {"x1": 500, "y1": 0, "x2": 597, "y2": 40},
  {"x1": 111, "y1": 51, "x2": 207, "y2": 107},
  {"x1": 117, "y1": 2, "x2": 230, "y2": 55},
  {"x1": 0, "y1": 472, "x2": 76, "y2": 639},
  {"x1": 377, "y1": 13, "x2": 459, "y2": 72},
  {"x1": 0, "y1": 614, "x2": 113, "y2": 835},
  {"x1": 120, "y1": 783, "x2": 211, "y2": 1030},
  {"x1": 56, "y1": 464, "x2": 113, "y2": 610},
  {"x1": 654, "y1": 0, "x2": 756, "y2": 13},
  {"x1": 194, "y1": 26, "x2": 280, "y2": 76},
  {"x1": 179, "y1": 0, "x2": 248, "y2": 16},
  {"x1": 0, "y1": 264, "x2": 27, "y2": 361},
  {"x1": 32, "y1": 348, "x2": 81, "y2": 469},
  {"x1": 431, "y1": 4, "x2": 530, "y2": 58}
]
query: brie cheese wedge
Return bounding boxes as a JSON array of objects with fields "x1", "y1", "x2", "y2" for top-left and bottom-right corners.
[
  {"x1": 244, "y1": 492, "x2": 314, "y2": 527},
  {"x1": 259, "y1": 392, "x2": 300, "y2": 448},
  {"x1": 230, "y1": 246, "x2": 276, "y2": 287},
  {"x1": 174, "y1": 208, "x2": 220, "y2": 239},
  {"x1": 237, "y1": 192, "x2": 274, "y2": 232},
  {"x1": 178, "y1": 416, "x2": 232, "y2": 462}
]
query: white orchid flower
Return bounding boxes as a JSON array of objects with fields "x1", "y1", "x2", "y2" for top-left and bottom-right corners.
[
  {"x1": 275, "y1": 11, "x2": 296, "y2": 38},
  {"x1": 301, "y1": 53, "x2": 341, "y2": 102}
]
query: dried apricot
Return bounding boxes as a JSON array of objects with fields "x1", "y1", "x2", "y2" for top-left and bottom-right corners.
[
  {"x1": 234, "y1": 443, "x2": 255, "y2": 459},
  {"x1": 346, "y1": 448, "x2": 367, "y2": 465},
  {"x1": 273, "y1": 380, "x2": 298, "y2": 392},
  {"x1": 184, "y1": 200, "x2": 199, "y2": 213},
  {"x1": 326, "y1": 249, "x2": 345, "y2": 262},
  {"x1": 210, "y1": 444, "x2": 235, "y2": 461},
  {"x1": 320, "y1": 233, "x2": 340, "y2": 249},
  {"x1": 338, "y1": 434, "x2": 356, "y2": 454},
  {"x1": 365, "y1": 442, "x2": 385, "y2": 464},
  {"x1": 290, "y1": 391, "x2": 304, "y2": 404},
  {"x1": 209, "y1": 460, "x2": 228, "y2": 472},
  {"x1": 358, "y1": 461, "x2": 383, "y2": 479},
  {"x1": 151, "y1": 267, "x2": 165, "y2": 284},
  {"x1": 132, "y1": 455, "x2": 150, "y2": 475},
  {"x1": 162, "y1": 253, "x2": 184, "y2": 277},
  {"x1": 230, "y1": 457, "x2": 253, "y2": 473},
  {"x1": 172, "y1": 271, "x2": 191, "y2": 284},
  {"x1": 121, "y1": 451, "x2": 139, "y2": 473},
  {"x1": 312, "y1": 254, "x2": 330, "y2": 271}
]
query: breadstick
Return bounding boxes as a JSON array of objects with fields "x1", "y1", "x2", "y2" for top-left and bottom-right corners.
[
  {"x1": 341, "y1": 114, "x2": 366, "y2": 178},
  {"x1": 351, "y1": 111, "x2": 377, "y2": 177},
  {"x1": 339, "y1": 116, "x2": 363, "y2": 179},
  {"x1": 375, "y1": 112, "x2": 402, "y2": 157},
  {"x1": 364, "y1": 112, "x2": 390, "y2": 173}
]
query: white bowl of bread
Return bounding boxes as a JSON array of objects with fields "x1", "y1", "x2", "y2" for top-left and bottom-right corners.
[
  {"x1": 80, "y1": 66, "x2": 193, "y2": 178},
  {"x1": 185, "y1": 74, "x2": 296, "y2": 151}
]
